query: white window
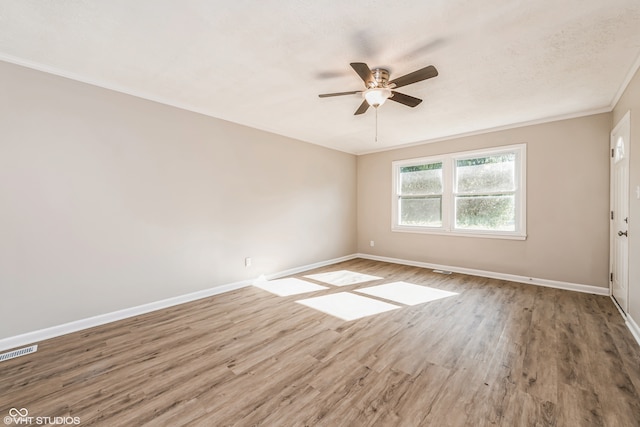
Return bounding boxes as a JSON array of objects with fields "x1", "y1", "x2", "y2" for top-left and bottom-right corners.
[{"x1": 392, "y1": 144, "x2": 526, "y2": 239}]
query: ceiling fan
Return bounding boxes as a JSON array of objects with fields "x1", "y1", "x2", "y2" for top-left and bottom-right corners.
[{"x1": 318, "y1": 62, "x2": 438, "y2": 115}]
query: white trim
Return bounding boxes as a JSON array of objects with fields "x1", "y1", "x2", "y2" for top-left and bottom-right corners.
[
  {"x1": 611, "y1": 51, "x2": 640, "y2": 109},
  {"x1": 626, "y1": 314, "x2": 640, "y2": 347},
  {"x1": 391, "y1": 156, "x2": 446, "y2": 231},
  {"x1": 0, "y1": 252, "x2": 615, "y2": 352},
  {"x1": 264, "y1": 254, "x2": 357, "y2": 280},
  {"x1": 390, "y1": 226, "x2": 527, "y2": 240},
  {"x1": 0, "y1": 55, "x2": 623, "y2": 158},
  {"x1": 0, "y1": 280, "x2": 250, "y2": 353},
  {"x1": 611, "y1": 295, "x2": 627, "y2": 318},
  {"x1": 356, "y1": 253, "x2": 610, "y2": 296},
  {"x1": 357, "y1": 107, "x2": 612, "y2": 155},
  {"x1": 0, "y1": 54, "x2": 216, "y2": 121},
  {"x1": 0, "y1": 55, "x2": 321, "y2": 155},
  {"x1": 0, "y1": 254, "x2": 358, "y2": 352},
  {"x1": 609, "y1": 111, "x2": 631, "y2": 312},
  {"x1": 610, "y1": 296, "x2": 640, "y2": 348},
  {"x1": 392, "y1": 144, "x2": 526, "y2": 239}
]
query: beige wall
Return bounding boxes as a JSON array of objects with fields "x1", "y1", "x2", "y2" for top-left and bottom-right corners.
[
  {"x1": 0, "y1": 61, "x2": 357, "y2": 339},
  {"x1": 613, "y1": 65, "x2": 640, "y2": 323},
  {"x1": 0, "y1": 55, "x2": 624, "y2": 341},
  {"x1": 358, "y1": 114, "x2": 611, "y2": 287}
]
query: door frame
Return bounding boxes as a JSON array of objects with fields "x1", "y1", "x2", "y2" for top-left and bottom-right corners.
[{"x1": 610, "y1": 110, "x2": 631, "y2": 314}]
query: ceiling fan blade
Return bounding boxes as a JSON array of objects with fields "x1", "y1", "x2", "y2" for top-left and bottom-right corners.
[
  {"x1": 389, "y1": 65, "x2": 438, "y2": 89},
  {"x1": 350, "y1": 62, "x2": 375, "y2": 87},
  {"x1": 318, "y1": 91, "x2": 361, "y2": 98},
  {"x1": 354, "y1": 100, "x2": 370, "y2": 115},
  {"x1": 390, "y1": 91, "x2": 423, "y2": 107}
]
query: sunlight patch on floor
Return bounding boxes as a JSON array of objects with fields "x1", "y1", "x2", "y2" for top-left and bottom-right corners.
[
  {"x1": 355, "y1": 281, "x2": 458, "y2": 306},
  {"x1": 253, "y1": 278, "x2": 328, "y2": 297},
  {"x1": 296, "y1": 292, "x2": 400, "y2": 321},
  {"x1": 304, "y1": 270, "x2": 383, "y2": 286}
]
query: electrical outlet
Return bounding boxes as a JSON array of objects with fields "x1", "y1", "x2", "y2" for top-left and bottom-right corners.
[
  {"x1": 245, "y1": 257, "x2": 252, "y2": 267},
  {"x1": 370, "y1": 240, "x2": 375, "y2": 247}
]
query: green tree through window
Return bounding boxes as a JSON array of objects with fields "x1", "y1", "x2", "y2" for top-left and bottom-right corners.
[
  {"x1": 455, "y1": 153, "x2": 516, "y2": 231},
  {"x1": 392, "y1": 145, "x2": 526, "y2": 238}
]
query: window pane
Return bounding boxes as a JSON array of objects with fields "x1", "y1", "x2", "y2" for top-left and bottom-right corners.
[
  {"x1": 615, "y1": 136, "x2": 625, "y2": 162},
  {"x1": 399, "y1": 196, "x2": 442, "y2": 226},
  {"x1": 455, "y1": 195, "x2": 515, "y2": 231},
  {"x1": 456, "y1": 154, "x2": 515, "y2": 193},
  {"x1": 400, "y1": 162, "x2": 443, "y2": 195}
]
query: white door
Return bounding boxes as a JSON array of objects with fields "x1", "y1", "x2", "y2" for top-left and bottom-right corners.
[{"x1": 611, "y1": 111, "x2": 630, "y2": 313}]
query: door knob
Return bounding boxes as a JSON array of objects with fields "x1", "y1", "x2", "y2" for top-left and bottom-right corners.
[{"x1": 618, "y1": 230, "x2": 628, "y2": 237}]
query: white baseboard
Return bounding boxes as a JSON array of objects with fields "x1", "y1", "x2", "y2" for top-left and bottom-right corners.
[
  {"x1": 0, "y1": 253, "x2": 612, "y2": 352},
  {"x1": 610, "y1": 295, "x2": 627, "y2": 318},
  {"x1": 371, "y1": 253, "x2": 636, "y2": 348},
  {"x1": 612, "y1": 297, "x2": 640, "y2": 347},
  {"x1": 0, "y1": 280, "x2": 252, "y2": 353},
  {"x1": 626, "y1": 314, "x2": 640, "y2": 347},
  {"x1": 355, "y1": 253, "x2": 610, "y2": 296},
  {"x1": 265, "y1": 254, "x2": 358, "y2": 280},
  {"x1": 0, "y1": 254, "x2": 358, "y2": 352}
]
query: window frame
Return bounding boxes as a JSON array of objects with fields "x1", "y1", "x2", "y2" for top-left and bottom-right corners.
[
  {"x1": 395, "y1": 157, "x2": 446, "y2": 228},
  {"x1": 391, "y1": 144, "x2": 527, "y2": 240}
]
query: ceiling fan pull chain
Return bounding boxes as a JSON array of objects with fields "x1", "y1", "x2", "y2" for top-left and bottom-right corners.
[{"x1": 375, "y1": 107, "x2": 378, "y2": 143}]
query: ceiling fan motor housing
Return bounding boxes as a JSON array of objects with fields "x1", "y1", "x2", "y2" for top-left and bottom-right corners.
[
  {"x1": 370, "y1": 68, "x2": 390, "y2": 88},
  {"x1": 318, "y1": 62, "x2": 437, "y2": 115}
]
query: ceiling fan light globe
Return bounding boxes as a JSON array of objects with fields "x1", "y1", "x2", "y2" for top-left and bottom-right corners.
[{"x1": 364, "y1": 88, "x2": 391, "y2": 107}]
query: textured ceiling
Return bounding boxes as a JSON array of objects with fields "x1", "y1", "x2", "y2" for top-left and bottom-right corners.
[{"x1": 1, "y1": 0, "x2": 639, "y2": 154}]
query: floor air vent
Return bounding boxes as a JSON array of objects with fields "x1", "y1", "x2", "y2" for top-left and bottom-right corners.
[
  {"x1": 0, "y1": 345, "x2": 38, "y2": 362},
  {"x1": 433, "y1": 269, "x2": 452, "y2": 275}
]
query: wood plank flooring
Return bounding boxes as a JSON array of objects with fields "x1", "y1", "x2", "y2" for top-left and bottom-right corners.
[{"x1": 1, "y1": 259, "x2": 639, "y2": 426}]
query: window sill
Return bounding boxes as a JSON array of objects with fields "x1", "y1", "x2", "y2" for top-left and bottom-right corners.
[{"x1": 391, "y1": 226, "x2": 527, "y2": 240}]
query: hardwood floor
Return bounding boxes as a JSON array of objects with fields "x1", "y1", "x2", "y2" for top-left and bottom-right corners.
[{"x1": 1, "y1": 259, "x2": 639, "y2": 426}]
